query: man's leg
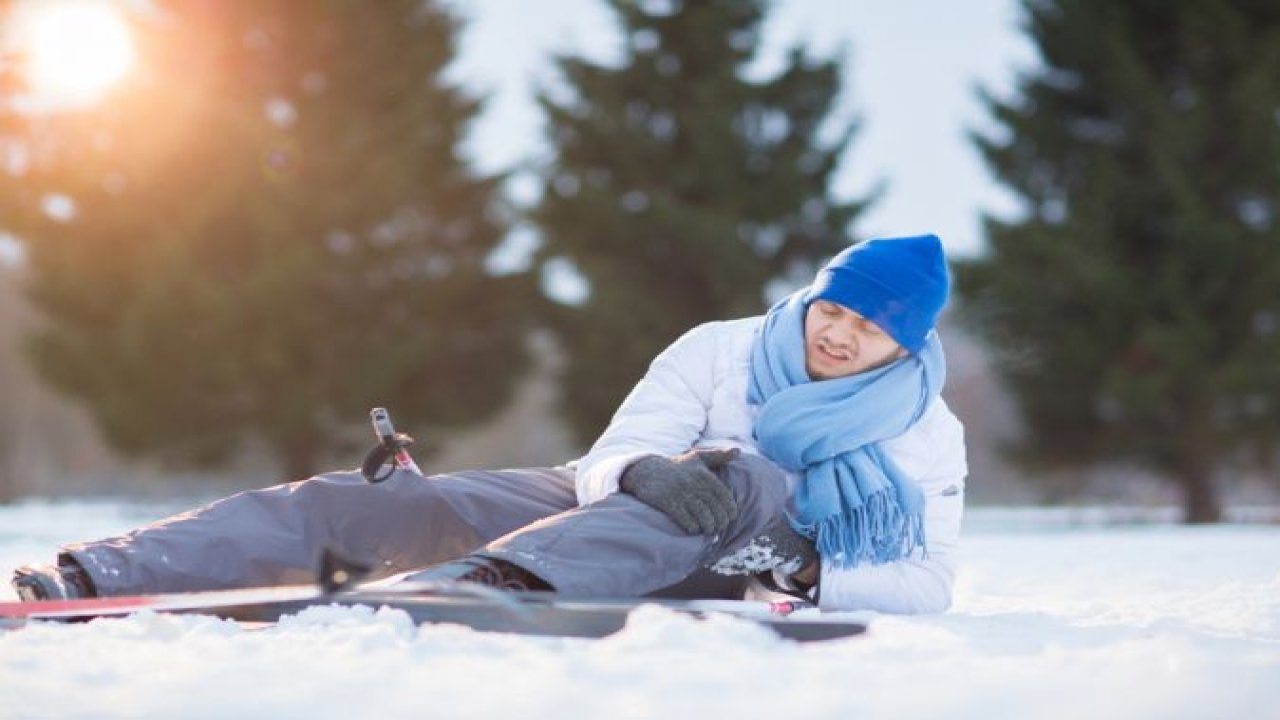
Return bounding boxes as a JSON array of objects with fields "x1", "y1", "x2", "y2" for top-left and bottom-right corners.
[
  {"x1": 59, "y1": 466, "x2": 578, "y2": 596},
  {"x1": 476, "y1": 453, "x2": 790, "y2": 597},
  {"x1": 646, "y1": 569, "x2": 750, "y2": 600}
]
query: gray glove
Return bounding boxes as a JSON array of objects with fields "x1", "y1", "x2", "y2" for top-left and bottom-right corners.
[
  {"x1": 709, "y1": 514, "x2": 818, "y2": 577},
  {"x1": 619, "y1": 447, "x2": 741, "y2": 535}
]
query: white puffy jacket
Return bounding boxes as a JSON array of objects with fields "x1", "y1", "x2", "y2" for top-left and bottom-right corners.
[{"x1": 573, "y1": 316, "x2": 968, "y2": 614}]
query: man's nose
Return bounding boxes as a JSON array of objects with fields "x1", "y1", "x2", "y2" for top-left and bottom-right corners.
[{"x1": 826, "y1": 324, "x2": 855, "y2": 347}]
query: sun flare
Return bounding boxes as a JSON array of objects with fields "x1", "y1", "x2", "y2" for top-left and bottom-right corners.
[{"x1": 12, "y1": 0, "x2": 135, "y2": 107}]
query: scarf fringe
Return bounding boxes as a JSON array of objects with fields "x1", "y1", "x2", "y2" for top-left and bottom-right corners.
[{"x1": 798, "y1": 489, "x2": 928, "y2": 568}]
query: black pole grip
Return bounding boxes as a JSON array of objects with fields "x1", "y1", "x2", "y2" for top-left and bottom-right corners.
[{"x1": 360, "y1": 432, "x2": 415, "y2": 483}]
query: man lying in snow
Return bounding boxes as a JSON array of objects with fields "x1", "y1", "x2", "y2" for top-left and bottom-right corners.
[{"x1": 12, "y1": 234, "x2": 967, "y2": 614}]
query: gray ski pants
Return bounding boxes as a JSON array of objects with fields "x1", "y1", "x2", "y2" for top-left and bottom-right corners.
[{"x1": 64, "y1": 454, "x2": 790, "y2": 599}]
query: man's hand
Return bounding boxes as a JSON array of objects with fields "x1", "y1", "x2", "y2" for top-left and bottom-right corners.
[{"x1": 619, "y1": 448, "x2": 741, "y2": 535}]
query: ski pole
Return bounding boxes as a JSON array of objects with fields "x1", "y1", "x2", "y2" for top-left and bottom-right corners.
[{"x1": 360, "y1": 407, "x2": 423, "y2": 482}]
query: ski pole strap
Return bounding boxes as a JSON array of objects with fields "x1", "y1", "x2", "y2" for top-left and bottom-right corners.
[{"x1": 360, "y1": 432, "x2": 417, "y2": 483}]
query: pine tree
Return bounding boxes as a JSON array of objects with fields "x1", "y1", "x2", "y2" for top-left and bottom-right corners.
[
  {"x1": 957, "y1": 0, "x2": 1280, "y2": 521},
  {"x1": 534, "y1": 0, "x2": 870, "y2": 443},
  {"x1": 0, "y1": 1, "x2": 537, "y2": 479}
]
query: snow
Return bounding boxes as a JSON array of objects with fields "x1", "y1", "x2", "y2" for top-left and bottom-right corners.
[{"x1": 1, "y1": 500, "x2": 1278, "y2": 719}]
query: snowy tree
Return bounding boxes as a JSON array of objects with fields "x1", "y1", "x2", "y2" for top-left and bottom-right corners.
[
  {"x1": 534, "y1": 0, "x2": 872, "y2": 443},
  {"x1": 957, "y1": 0, "x2": 1280, "y2": 521},
  {"x1": 0, "y1": 1, "x2": 537, "y2": 479}
]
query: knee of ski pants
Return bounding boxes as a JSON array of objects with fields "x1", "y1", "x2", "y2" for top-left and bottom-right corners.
[
  {"x1": 715, "y1": 454, "x2": 790, "y2": 528},
  {"x1": 283, "y1": 469, "x2": 434, "y2": 543}
]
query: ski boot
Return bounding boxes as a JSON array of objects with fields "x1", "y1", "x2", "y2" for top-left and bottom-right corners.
[{"x1": 11, "y1": 555, "x2": 98, "y2": 601}]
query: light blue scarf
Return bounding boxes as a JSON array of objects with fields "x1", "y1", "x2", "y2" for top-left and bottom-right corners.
[{"x1": 747, "y1": 290, "x2": 946, "y2": 568}]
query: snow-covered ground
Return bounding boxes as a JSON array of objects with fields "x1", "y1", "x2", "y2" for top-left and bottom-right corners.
[{"x1": 1, "y1": 500, "x2": 1277, "y2": 719}]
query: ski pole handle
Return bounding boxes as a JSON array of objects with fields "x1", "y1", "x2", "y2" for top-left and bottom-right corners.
[
  {"x1": 361, "y1": 407, "x2": 423, "y2": 482},
  {"x1": 371, "y1": 407, "x2": 422, "y2": 475}
]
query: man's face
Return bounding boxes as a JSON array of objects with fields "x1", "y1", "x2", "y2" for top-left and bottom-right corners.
[{"x1": 803, "y1": 300, "x2": 906, "y2": 380}]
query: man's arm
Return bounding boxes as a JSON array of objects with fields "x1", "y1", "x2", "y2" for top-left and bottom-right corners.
[
  {"x1": 763, "y1": 407, "x2": 967, "y2": 614},
  {"x1": 574, "y1": 323, "x2": 720, "y2": 505},
  {"x1": 758, "y1": 485, "x2": 962, "y2": 614},
  {"x1": 815, "y1": 414, "x2": 967, "y2": 614}
]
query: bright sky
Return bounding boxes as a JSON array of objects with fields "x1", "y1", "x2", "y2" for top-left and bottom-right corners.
[{"x1": 449, "y1": 0, "x2": 1039, "y2": 261}]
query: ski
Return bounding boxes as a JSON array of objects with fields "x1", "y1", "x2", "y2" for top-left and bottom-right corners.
[
  {"x1": 0, "y1": 584, "x2": 866, "y2": 642},
  {"x1": 0, "y1": 584, "x2": 325, "y2": 623},
  {"x1": 217, "y1": 589, "x2": 868, "y2": 642},
  {"x1": 2, "y1": 549, "x2": 866, "y2": 641}
]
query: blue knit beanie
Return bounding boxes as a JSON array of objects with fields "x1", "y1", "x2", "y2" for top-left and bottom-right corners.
[{"x1": 803, "y1": 234, "x2": 950, "y2": 354}]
